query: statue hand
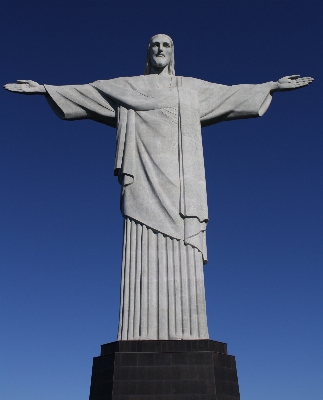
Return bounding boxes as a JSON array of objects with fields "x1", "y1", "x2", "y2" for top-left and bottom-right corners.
[
  {"x1": 4, "y1": 80, "x2": 46, "y2": 94},
  {"x1": 274, "y1": 75, "x2": 314, "y2": 92}
]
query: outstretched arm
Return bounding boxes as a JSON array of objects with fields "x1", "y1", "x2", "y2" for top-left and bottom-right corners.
[
  {"x1": 4, "y1": 79, "x2": 117, "y2": 126},
  {"x1": 4, "y1": 80, "x2": 46, "y2": 94},
  {"x1": 198, "y1": 74, "x2": 314, "y2": 126},
  {"x1": 271, "y1": 75, "x2": 314, "y2": 92}
]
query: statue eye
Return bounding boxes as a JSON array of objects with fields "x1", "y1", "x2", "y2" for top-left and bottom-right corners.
[{"x1": 164, "y1": 42, "x2": 170, "y2": 47}]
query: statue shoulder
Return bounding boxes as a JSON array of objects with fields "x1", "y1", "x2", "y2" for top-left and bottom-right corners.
[
  {"x1": 92, "y1": 75, "x2": 145, "y2": 88},
  {"x1": 182, "y1": 76, "x2": 228, "y2": 91}
]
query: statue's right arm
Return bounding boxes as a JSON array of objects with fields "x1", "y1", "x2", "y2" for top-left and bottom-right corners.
[
  {"x1": 4, "y1": 79, "x2": 117, "y2": 126},
  {"x1": 4, "y1": 80, "x2": 46, "y2": 94}
]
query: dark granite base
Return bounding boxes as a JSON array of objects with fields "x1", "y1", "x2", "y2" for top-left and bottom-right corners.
[{"x1": 89, "y1": 340, "x2": 240, "y2": 400}]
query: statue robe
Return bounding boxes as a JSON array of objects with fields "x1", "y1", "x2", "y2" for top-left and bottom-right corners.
[{"x1": 45, "y1": 75, "x2": 274, "y2": 340}]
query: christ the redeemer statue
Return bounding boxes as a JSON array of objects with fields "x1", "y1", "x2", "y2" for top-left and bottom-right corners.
[{"x1": 5, "y1": 34, "x2": 313, "y2": 342}]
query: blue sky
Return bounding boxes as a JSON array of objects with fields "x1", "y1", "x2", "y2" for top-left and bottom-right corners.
[{"x1": 1, "y1": 1, "x2": 322, "y2": 399}]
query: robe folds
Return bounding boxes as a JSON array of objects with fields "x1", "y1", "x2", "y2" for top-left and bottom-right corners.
[
  {"x1": 45, "y1": 75, "x2": 274, "y2": 339},
  {"x1": 45, "y1": 76, "x2": 273, "y2": 262}
]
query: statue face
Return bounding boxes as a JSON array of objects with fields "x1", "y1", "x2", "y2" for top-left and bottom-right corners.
[{"x1": 149, "y1": 35, "x2": 172, "y2": 69}]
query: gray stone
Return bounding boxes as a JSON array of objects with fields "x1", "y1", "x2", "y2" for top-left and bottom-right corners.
[{"x1": 4, "y1": 34, "x2": 314, "y2": 340}]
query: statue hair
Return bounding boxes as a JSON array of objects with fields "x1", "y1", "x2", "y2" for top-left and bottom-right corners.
[{"x1": 144, "y1": 34, "x2": 175, "y2": 76}]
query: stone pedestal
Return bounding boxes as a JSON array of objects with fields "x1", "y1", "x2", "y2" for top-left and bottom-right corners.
[{"x1": 89, "y1": 340, "x2": 240, "y2": 400}]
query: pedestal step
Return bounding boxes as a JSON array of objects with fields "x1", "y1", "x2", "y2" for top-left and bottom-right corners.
[{"x1": 89, "y1": 340, "x2": 240, "y2": 400}]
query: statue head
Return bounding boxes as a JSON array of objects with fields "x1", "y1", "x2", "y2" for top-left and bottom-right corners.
[{"x1": 144, "y1": 34, "x2": 175, "y2": 75}]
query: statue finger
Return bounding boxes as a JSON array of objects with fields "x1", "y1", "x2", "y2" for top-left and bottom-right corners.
[
  {"x1": 4, "y1": 84, "x2": 22, "y2": 92},
  {"x1": 304, "y1": 76, "x2": 314, "y2": 84},
  {"x1": 295, "y1": 78, "x2": 306, "y2": 84},
  {"x1": 295, "y1": 80, "x2": 306, "y2": 87},
  {"x1": 295, "y1": 80, "x2": 311, "y2": 88},
  {"x1": 296, "y1": 77, "x2": 313, "y2": 85},
  {"x1": 299, "y1": 77, "x2": 312, "y2": 84}
]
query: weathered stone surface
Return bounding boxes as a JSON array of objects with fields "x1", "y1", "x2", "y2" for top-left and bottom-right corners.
[{"x1": 3, "y1": 34, "x2": 314, "y2": 341}]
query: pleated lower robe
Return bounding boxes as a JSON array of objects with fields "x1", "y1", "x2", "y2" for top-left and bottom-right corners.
[{"x1": 117, "y1": 218, "x2": 209, "y2": 340}]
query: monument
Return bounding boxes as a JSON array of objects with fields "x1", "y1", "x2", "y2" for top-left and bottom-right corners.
[{"x1": 5, "y1": 34, "x2": 313, "y2": 399}]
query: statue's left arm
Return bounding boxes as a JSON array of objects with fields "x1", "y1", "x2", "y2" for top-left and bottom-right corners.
[{"x1": 198, "y1": 75, "x2": 313, "y2": 127}]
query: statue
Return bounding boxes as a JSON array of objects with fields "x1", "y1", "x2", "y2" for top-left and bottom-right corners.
[{"x1": 4, "y1": 34, "x2": 313, "y2": 342}]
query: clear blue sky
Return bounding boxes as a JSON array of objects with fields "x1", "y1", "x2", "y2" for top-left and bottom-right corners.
[{"x1": 1, "y1": 1, "x2": 322, "y2": 399}]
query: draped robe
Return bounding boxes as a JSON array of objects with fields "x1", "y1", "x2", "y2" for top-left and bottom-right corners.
[{"x1": 45, "y1": 75, "x2": 274, "y2": 340}]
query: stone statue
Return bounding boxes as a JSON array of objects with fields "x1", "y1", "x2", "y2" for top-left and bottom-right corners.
[{"x1": 4, "y1": 34, "x2": 313, "y2": 342}]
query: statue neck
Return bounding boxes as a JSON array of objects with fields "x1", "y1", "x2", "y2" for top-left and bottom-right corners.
[{"x1": 149, "y1": 65, "x2": 170, "y2": 76}]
